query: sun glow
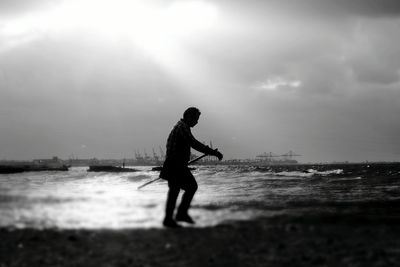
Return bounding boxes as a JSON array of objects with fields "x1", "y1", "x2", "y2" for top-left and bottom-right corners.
[
  {"x1": 0, "y1": 0, "x2": 223, "y2": 108},
  {"x1": 1, "y1": 0, "x2": 219, "y2": 51}
]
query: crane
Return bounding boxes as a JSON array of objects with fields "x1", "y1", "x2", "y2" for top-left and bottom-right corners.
[
  {"x1": 256, "y1": 152, "x2": 281, "y2": 162},
  {"x1": 281, "y1": 151, "x2": 301, "y2": 160}
]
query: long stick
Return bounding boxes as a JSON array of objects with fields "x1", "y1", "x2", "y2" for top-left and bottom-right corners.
[
  {"x1": 188, "y1": 153, "x2": 208, "y2": 164},
  {"x1": 137, "y1": 154, "x2": 208, "y2": 190},
  {"x1": 137, "y1": 177, "x2": 162, "y2": 190}
]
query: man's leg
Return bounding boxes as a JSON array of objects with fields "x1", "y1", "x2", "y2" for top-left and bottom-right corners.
[
  {"x1": 163, "y1": 184, "x2": 181, "y2": 227},
  {"x1": 176, "y1": 172, "x2": 198, "y2": 223}
]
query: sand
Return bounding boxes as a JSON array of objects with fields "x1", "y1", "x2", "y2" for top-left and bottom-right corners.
[{"x1": 2, "y1": 211, "x2": 400, "y2": 267}]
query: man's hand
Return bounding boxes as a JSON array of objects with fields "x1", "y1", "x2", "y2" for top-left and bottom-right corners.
[{"x1": 212, "y1": 149, "x2": 223, "y2": 161}]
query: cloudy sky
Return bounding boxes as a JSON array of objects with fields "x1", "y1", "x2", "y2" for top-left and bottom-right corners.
[{"x1": 1, "y1": 0, "x2": 400, "y2": 162}]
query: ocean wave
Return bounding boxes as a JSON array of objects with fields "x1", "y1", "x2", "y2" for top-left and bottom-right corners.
[
  {"x1": 126, "y1": 174, "x2": 157, "y2": 182},
  {"x1": 213, "y1": 166, "x2": 345, "y2": 178},
  {"x1": 306, "y1": 169, "x2": 344, "y2": 176},
  {"x1": 1, "y1": 163, "x2": 399, "y2": 229},
  {"x1": 327, "y1": 177, "x2": 363, "y2": 182},
  {"x1": 0, "y1": 194, "x2": 88, "y2": 204},
  {"x1": 274, "y1": 171, "x2": 314, "y2": 178}
]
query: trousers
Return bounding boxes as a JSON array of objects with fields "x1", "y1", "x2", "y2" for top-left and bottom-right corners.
[{"x1": 164, "y1": 168, "x2": 198, "y2": 220}]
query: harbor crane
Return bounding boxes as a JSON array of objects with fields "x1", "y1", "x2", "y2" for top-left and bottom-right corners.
[
  {"x1": 256, "y1": 152, "x2": 281, "y2": 162},
  {"x1": 281, "y1": 151, "x2": 301, "y2": 160}
]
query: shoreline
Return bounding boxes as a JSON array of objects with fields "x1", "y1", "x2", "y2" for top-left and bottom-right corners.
[{"x1": 2, "y1": 212, "x2": 400, "y2": 267}]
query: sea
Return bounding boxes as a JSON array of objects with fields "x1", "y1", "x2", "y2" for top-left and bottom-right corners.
[{"x1": 0, "y1": 164, "x2": 399, "y2": 229}]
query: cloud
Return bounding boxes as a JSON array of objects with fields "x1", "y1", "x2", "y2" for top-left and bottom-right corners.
[
  {"x1": 0, "y1": 0, "x2": 58, "y2": 17},
  {"x1": 324, "y1": 0, "x2": 400, "y2": 17},
  {"x1": 0, "y1": 1, "x2": 60, "y2": 52},
  {"x1": 220, "y1": 0, "x2": 400, "y2": 18},
  {"x1": 344, "y1": 19, "x2": 400, "y2": 85},
  {"x1": 252, "y1": 76, "x2": 301, "y2": 92},
  {"x1": 1, "y1": 0, "x2": 400, "y2": 161},
  {"x1": 4, "y1": 0, "x2": 400, "y2": 20},
  {"x1": 351, "y1": 62, "x2": 400, "y2": 85}
]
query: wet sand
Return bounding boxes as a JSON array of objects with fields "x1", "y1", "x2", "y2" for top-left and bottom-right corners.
[{"x1": 2, "y1": 211, "x2": 400, "y2": 267}]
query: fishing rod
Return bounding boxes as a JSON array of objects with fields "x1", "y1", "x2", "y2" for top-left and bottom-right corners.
[{"x1": 137, "y1": 153, "x2": 208, "y2": 190}]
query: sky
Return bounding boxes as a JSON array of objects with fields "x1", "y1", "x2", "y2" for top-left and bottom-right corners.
[{"x1": 1, "y1": 0, "x2": 400, "y2": 163}]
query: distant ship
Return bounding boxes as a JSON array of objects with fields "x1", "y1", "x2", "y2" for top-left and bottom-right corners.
[
  {"x1": 0, "y1": 157, "x2": 70, "y2": 174},
  {"x1": 87, "y1": 166, "x2": 138, "y2": 172}
]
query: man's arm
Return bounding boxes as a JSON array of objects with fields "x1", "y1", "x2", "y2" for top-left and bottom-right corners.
[{"x1": 181, "y1": 126, "x2": 223, "y2": 160}]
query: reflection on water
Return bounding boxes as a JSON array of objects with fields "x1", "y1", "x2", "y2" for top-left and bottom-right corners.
[{"x1": 0, "y1": 165, "x2": 399, "y2": 229}]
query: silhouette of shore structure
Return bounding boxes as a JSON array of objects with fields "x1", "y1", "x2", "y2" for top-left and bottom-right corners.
[
  {"x1": 0, "y1": 141, "x2": 303, "y2": 174},
  {"x1": 2, "y1": 150, "x2": 399, "y2": 176},
  {"x1": 0, "y1": 157, "x2": 69, "y2": 174},
  {"x1": 87, "y1": 165, "x2": 138, "y2": 173}
]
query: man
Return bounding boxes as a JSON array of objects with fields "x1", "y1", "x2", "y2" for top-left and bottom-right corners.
[{"x1": 160, "y1": 107, "x2": 223, "y2": 228}]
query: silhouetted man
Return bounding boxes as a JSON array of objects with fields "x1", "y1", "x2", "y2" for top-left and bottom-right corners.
[{"x1": 160, "y1": 107, "x2": 223, "y2": 228}]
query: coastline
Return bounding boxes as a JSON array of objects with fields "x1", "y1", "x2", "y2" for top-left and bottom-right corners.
[{"x1": 2, "y1": 212, "x2": 400, "y2": 267}]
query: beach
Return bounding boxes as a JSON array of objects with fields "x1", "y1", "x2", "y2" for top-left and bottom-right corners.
[
  {"x1": 2, "y1": 210, "x2": 400, "y2": 267},
  {"x1": 1, "y1": 164, "x2": 400, "y2": 266}
]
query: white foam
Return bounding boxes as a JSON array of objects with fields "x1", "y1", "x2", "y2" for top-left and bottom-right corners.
[{"x1": 306, "y1": 169, "x2": 344, "y2": 176}]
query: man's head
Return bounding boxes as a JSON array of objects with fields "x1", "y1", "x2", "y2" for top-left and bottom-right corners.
[{"x1": 183, "y1": 107, "x2": 201, "y2": 127}]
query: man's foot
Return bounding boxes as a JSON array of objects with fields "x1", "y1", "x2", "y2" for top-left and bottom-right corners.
[
  {"x1": 163, "y1": 218, "x2": 182, "y2": 228},
  {"x1": 175, "y1": 213, "x2": 195, "y2": 224}
]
